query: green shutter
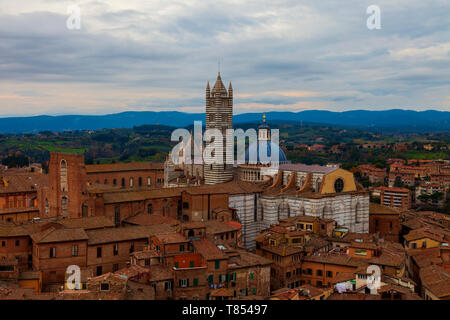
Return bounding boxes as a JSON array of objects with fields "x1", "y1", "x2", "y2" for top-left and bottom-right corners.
[
  {"x1": 252, "y1": 288, "x2": 256, "y2": 295},
  {"x1": 193, "y1": 278, "x2": 198, "y2": 286},
  {"x1": 215, "y1": 260, "x2": 220, "y2": 269},
  {"x1": 250, "y1": 272, "x2": 254, "y2": 280},
  {"x1": 175, "y1": 262, "x2": 179, "y2": 269},
  {"x1": 190, "y1": 261, "x2": 194, "y2": 268},
  {"x1": 208, "y1": 275, "x2": 213, "y2": 284}
]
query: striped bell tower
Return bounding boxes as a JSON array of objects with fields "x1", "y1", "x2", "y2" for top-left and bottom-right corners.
[{"x1": 204, "y1": 72, "x2": 234, "y2": 184}]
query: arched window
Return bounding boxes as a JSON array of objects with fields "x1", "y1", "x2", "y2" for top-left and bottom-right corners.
[
  {"x1": 334, "y1": 178, "x2": 344, "y2": 193},
  {"x1": 129, "y1": 177, "x2": 134, "y2": 188},
  {"x1": 113, "y1": 178, "x2": 117, "y2": 186},
  {"x1": 60, "y1": 159, "x2": 68, "y2": 192},
  {"x1": 138, "y1": 177, "x2": 142, "y2": 187},
  {"x1": 147, "y1": 204, "x2": 152, "y2": 215},
  {"x1": 121, "y1": 178, "x2": 125, "y2": 187},
  {"x1": 61, "y1": 196, "x2": 68, "y2": 218},
  {"x1": 147, "y1": 177, "x2": 151, "y2": 186},
  {"x1": 300, "y1": 176, "x2": 305, "y2": 188},
  {"x1": 316, "y1": 179, "x2": 322, "y2": 192}
]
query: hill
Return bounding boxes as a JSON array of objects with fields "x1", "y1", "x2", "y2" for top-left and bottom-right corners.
[{"x1": 0, "y1": 109, "x2": 449, "y2": 133}]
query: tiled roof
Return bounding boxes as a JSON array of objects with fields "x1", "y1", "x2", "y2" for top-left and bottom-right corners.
[
  {"x1": 154, "y1": 232, "x2": 187, "y2": 244},
  {"x1": 131, "y1": 249, "x2": 160, "y2": 260},
  {"x1": 227, "y1": 250, "x2": 272, "y2": 269},
  {"x1": 58, "y1": 216, "x2": 115, "y2": 230},
  {"x1": 0, "y1": 173, "x2": 48, "y2": 194},
  {"x1": 193, "y1": 239, "x2": 227, "y2": 260},
  {"x1": 86, "y1": 225, "x2": 171, "y2": 245},
  {"x1": 332, "y1": 272, "x2": 355, "y2": 284},
  {"x1": 0, "y1": 224, "x2": 30, "y2": 237},
  {"x1": 101, "y1": 179, "x2": 265, "y2": 204},
  {"x1": 376, "y1": 186, "x2": 410, "y2": 193},
  {"x1": 303, "y1": 253, "x2": 367, "y2": 268},
  {"x1": 85, "y1": 162, "x2": 164, "y2": 173},
  {"x1": 419, "y1": 264, "x2": 450, "y2": 298},
  {"x1": 31, "y1": 227, "x2": 88, "y2": 244},
  {"x1": 404, "y1": 227, "x2": 446, "y2": 242},
  {"x1": 204, "y1": 221, "x2": 240, "y2": 235},
  {"x1": 370, "y1": 203, "x2": 400, "y2": 215},
  {"x1": 125, "y1": 213, "x2": 179, "y2": 227},
  {"x1": 101, "y1": 188, "x2": 184, "y2": 204},
  {"x1": 210, "y1": 287, "x2": 234, "y2": 297}
]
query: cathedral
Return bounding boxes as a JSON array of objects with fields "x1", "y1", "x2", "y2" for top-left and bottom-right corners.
[{"x1": 163, "y1": 73, "x2": 370, "y2": 249}]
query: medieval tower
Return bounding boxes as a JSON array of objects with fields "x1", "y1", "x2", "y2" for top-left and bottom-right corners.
[{"x1": 204, "y1": 72, "x2": 234, "y2": 184}]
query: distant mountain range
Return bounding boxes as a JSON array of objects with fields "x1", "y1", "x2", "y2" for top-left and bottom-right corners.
[{"x1": 0, "y1": 109, "x2": 449, "y2": 133}]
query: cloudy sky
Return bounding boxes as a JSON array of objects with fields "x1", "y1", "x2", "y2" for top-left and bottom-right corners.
[{"x1": 0, "y1": 0, "x2": 449, "y2": 116}]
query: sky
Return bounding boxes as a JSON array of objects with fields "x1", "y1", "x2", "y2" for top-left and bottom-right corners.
[{"x1": 0, "y1": 0, "x2": 449, "y2": 116}]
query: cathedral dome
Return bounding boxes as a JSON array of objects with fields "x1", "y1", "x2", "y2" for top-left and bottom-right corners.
[{"x1": 244, "y1": 140, "x2": 288, "y2": 164}]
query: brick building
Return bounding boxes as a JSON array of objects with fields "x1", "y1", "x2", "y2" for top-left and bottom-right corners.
[
  {"x1": 0, "y1": 173, "x2": 47, "y2": 223},
  {"x1": 369, "y1": 203, "x2": 401, "y2": 242},
  {"x1": 377, "y1": 186, "x2": 411, "y2": 210},
  {"x1": 358, "y1": 165, "x2": 386, "y2": 184}
]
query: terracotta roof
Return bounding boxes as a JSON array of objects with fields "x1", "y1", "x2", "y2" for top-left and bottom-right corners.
[
  {"x1": 332, "y1": 272, "x2": 355, "y2": 284},
  {"x1": 404, "y1": 227, "x2": 446, "y2": 242},
  {"x1": 269, "y1": 288, "x2": 299, "y2": 300},
  {"x1": 376, "y1": 186, "x2": 410, "y2": 193},
  {"x1": 154, "y1": 232, "x2": 187, "y2": 244},
  {"x1": 145, "y1": 264, "x2": 173, "y2": 282},
  {"x1": 31, "y1": 227, "x2": 88, "y2": 244},
  {"x1": 115, "y1": 264, "x2": 150, "y2": 279},
  {"x1": 101, "y1": 188, "x2": 184, "y2": 204},
  {"x1": 0, "y1": 173, "x2": 48, "y2": 194},
  {"x1": 0, "y1": 224, "x2": 30, "y2": 237},
  {"x1": 131, "y1": 249, "x2": 161, "y2": 260},
  {"x1": 350, "y1": 241, "x2": 378, "y2": 250},
  {"x1": 125, "y1": 213, "x2": 179, "y2": 227},
  {"x1": 181, "y1": 221, "x2": 206, "y2": 229},
  {"x1": 85, "y1": 162, "x2": 164, "y2": 173},
  {"x1": 210, "y1": 287, "x2": 234, "y2": 297},
  {"x1": 204, "y1": 221, "x2": 240, "y2": 235},
  {"x1": 419, "y1": 264, "x2": 450, "y2": 298},
  {"x1": 86, "y1": 225, "x2": 171, "y2": 245},
  {"x1": 370, "y1": 203, "x2": 400, "y2": 215},
  {"x1": 58, "y1": 216, "x2": 115, "y2": 230},
  {"x1": 327, "y1": 293, "x2": 379, "y2": 300},
  {"x1": 193, "y1": 239, "x2": 227, "y2": 260},
  {"x1": 302, "y1": 253, "x2": 367, "y2": 268},
  {"x1": 227, "y1": 250, "x2": 272, "y2": 269}
]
